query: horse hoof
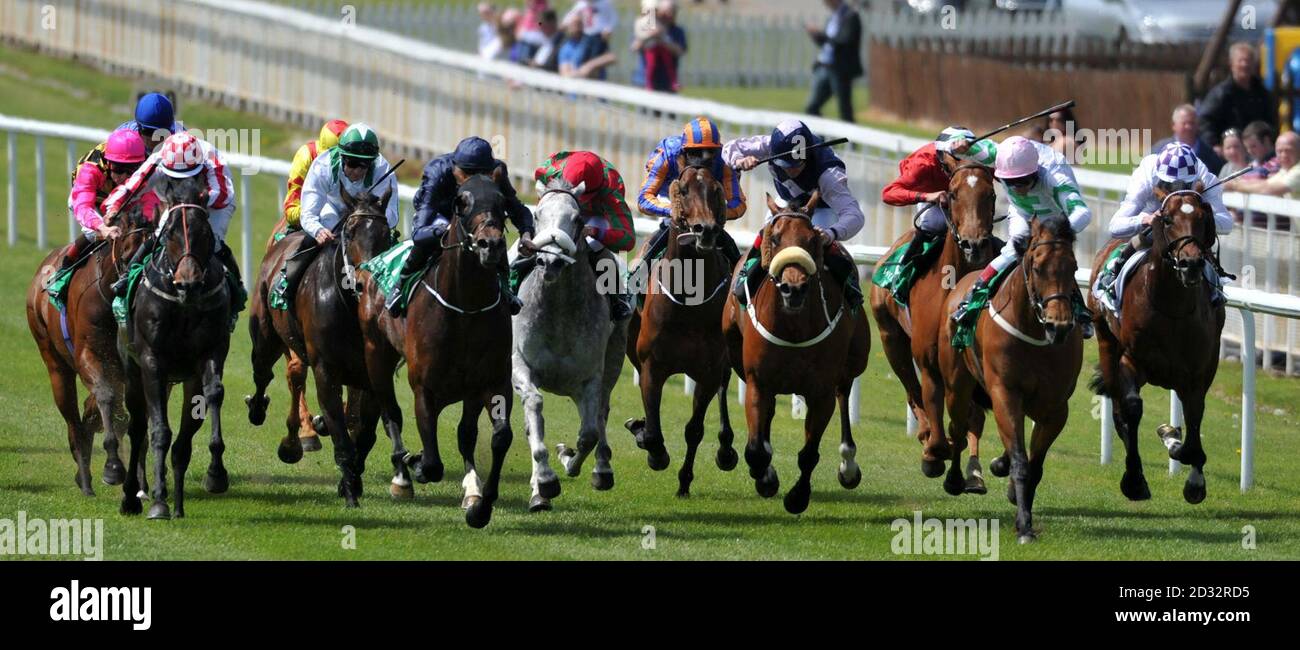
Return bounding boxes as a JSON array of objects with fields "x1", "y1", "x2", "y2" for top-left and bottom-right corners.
[
  {"x1": 783, "y1": 484, "x2": 811, "y2": 514},
  {"x1": 538, "y1": 476, "x2": 562, "y2": 499},
  {"x1": 942, "y1": 471, "x2": 965, "y2": 496},
  {"x1": 300, "y1": 436, "x2": 322, "y2": 452},
  {"x1": 647, "y1": 448, "x2": 671, "y2": 472},
  {"x1": 755, "y1": 467, "x2": 780, "y2": 498},
  {"x1": 312, "y1": 415, "x2": 329, "y2": 437},
  {"x1": 75, "y1": 472, "x2": 94, "y2": 496},
  {"x1": 716, "y1": 446, "x2": 738, "y2": 472},
  {"x1": 120, "y1": 496, "x2": 142, "y2": 516},
  {"x1": 389, "y1": 481, "x2": 414, "y2": 499},
  {"x1": 410, "y1": 457, "x2": 443, "y2": 484},
  {"x1": 989, "y1": 455, "x2": 1010, "y2": 478},
  {"x1": 623, "y1": 417, "x2": 645, "y2": 437},
  {"x1": 465, "y1": 499, "x2": 492, "y2": 529},
  {"x1": 147, "y1": 502, "x2": 170, "y2": 520},
  {"x1": 203, "y1": 469, "x2": 229, "y2": 494},
  {"x1": 102, "y1": 460, "x2": 125, "y2": 486},
  {"x1": 964, "y1": 476, "x2": 988, "y2": 495},
  {"x1": 528, "y1": 494, "x2": 552, "y2": 512},
  {"x1": 591, "y1": 472, "x2": 614, "y2": 491},
  {"x1": 921, "y1": 459, "x2": 945, "y2": 478},
  {"x1": 837, "y1": 467, "x2": 861, "y2": 489},
  {"x1": 1017, "y1": 532, "x2": 1037, "y2": 545},
  {"x1": 277, "y1": 440, "x2": 304, "y2": 464},
  {"x1": 245, "y1": 394, "x2": 269, "y2": 426},
  {"x1": 1183, "y1": 479, "x2": 1206, "y2": 505},
  {"x1": 1120, "y1": 472, "x2": 1151, "y2": 501},
  {"x1": 556, "y1": 444, "x2": 581, "y2": 477}
]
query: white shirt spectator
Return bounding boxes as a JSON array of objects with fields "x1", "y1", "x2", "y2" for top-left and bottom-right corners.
[{"x1": 565, "y1": 0, "x2": 618, "y2": 37}]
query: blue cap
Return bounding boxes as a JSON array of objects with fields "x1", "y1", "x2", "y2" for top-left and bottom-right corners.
[
  {"x1": 134, "y1": 93, "x2": 175, "y2": 132},
  {"x1": 452, "y1": 137, "x2": 495, "y2": 173},
  {"x1": 769, "y1": 119, "x2": 818, "y2": 169}
]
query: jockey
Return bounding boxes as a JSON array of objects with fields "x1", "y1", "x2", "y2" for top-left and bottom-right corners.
[
  {"x1": 950, "y1": 135, "x2": 1094, "y2": 337},
  {"x1": 723, "y1": 119, "x2": 866, "y2": 309},
  {"x1": 59, "y1": 129, "x2": 159, "y2": 270},
  {"x1": 635, "y1": 116, "x2": 746, "y2": 271},
  {"x1": 106, "y1": 130, "x2": 240, "y2": 299},
  {"x1": 880, "y1": 126, "x2": 998, "y2": 283},
  {"x1": 116, "y1": 92, "x2": 185, "y2": 147},
  {"x1": 516, "y1": 150, "x2": 636, "y2": 320},
  {"x1": 1095, "y1": 142, "x2": 1232, "y2": 311},
  {"x1": 388, "y1": 136, "x2": 535, "y2": 316},
  {"x1": 281, "y1": 119, "x2": 349, "y2": 234},
  {"x1": 273, "y1": 123, "x2": 400, "y2": 306}
]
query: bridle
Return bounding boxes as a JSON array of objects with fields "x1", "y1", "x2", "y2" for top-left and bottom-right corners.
[
  {"x1": 1020, "y1": 237, "x2": 1074, "y2": 327},
  {"x1": 1155, "y1": 189, "x2": 1212, "y2": 285},
  {"x1": 334, "y1": 202, "x2": 391, "y2": 302},
  {"x1": 669, "y1": 172, "x2": 724, "y2": 249},
  {"x1": 744, "y1": 208, "x2": 845, "y2": 348},
  {"x1": 528, "y1": 187, "x2": 585, "y2": 265},
  {"x1": 421, "y1": 187, "x2": 507, "y2": 315},
  {"x1": 150, "y1": 202, "x2": 212, "y2": 281},
  {"x1": 937, "y1": 163, "x2": 998, "y2": 256}
]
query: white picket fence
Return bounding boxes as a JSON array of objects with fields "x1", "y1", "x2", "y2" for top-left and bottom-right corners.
[{"x1": 5, "y1": 111, "x2": 1298, "y2": 492}]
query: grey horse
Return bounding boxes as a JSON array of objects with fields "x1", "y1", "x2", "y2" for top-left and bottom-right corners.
[{"x1": 510, "y1": 178, "x2": 628, "y2": 512}]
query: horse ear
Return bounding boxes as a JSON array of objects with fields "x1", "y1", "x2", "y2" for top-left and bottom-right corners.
[
  {"x1": 457, "y1": 190, "x2": 474, "y2": 214},
  {"x1": 491, "y1": 165, "x2": 505, "y2": 185},
  {"x1": 379, "y1": 187, "x2": 393, "y2": 210},
  {"x1": 668, "y1": 179, "x2": 683, "y2": 217},
  {"x1": 803, "y1": 190, "x2": 821, "y2": 215},
  {"x1": 1151, "y1": 184, "x2": 1169, "y2": 203},
  {"x1": 535, "y1": 179, "x2": 547, "y2": 196},
  {"x1": 1193, "y1": 180, "x2": 1205, "y2": 194},
  {"x1": 765, "y1": 192, "x2": 781, "y2": 215},
  {"x1": 341, "y1": 187, "x2": 356, "y2": 211},
  {"x1": 572, "y1": 181, "x2": 586, "y2": 196}
]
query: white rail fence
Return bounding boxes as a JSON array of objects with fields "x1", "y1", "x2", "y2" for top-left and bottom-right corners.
[{"x1": 4, "y1": 112, "x2": 1297, "y2": 492}]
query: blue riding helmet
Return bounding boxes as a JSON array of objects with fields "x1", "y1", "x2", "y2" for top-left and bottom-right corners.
[
  {"x1": 452, "y1": 137, "x2": 495, "y2": 173},
  {"x1": 769, "y1": 120, "x2": 820, "y2": 169},
  {"x1": 134, "y1": 93, "x2": 175, "y2": 132}
]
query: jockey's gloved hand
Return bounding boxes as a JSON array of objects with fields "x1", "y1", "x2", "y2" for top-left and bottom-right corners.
[{"x1": 815, "y1": 227, "x2": 836, "y2": 249}]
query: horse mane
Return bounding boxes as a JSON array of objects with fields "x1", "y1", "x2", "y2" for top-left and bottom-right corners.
[{"x1": 1037, "y1": 214, "x2": 1076, "y2": 244}]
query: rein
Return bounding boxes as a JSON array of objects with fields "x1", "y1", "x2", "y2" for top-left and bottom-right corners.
[
  {"x1": 422, "y1": 199, "x2": 504, "y2": 315},
  {"x1": 744, "y1": 209, "x2": 844, "y2": 348},
  {"x1": 987, "y1": 237, "x2": 1071, "y2": 347}
]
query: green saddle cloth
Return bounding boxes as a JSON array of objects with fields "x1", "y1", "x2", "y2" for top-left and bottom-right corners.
[
  {"x1": 950, "y1": 264, "x2": 1014, "y2": 351},
  {"x1": 111, "y1": 252, "x2": 153, "y2": 328},
  {"x1": 360, "y1": 241, "x2": 422, "y2": 311},
  {"x1": 871, "y1": 235, "x2": 942, "y2": 308},
  {"x1": 45, "y1": 267, "x2": 76, "y2": 312},
  {"x1": 1097, "y1": 246, "x2": 1126, "y2": 295}
]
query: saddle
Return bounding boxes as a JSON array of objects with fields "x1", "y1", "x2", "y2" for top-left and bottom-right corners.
[
  {"x1": 1091, "y1": 247, "x2": 1148, "y2": 319},
  {"x1": 950, "y1": 262, "x2": 1015, "y2": 351},
  {"x1": 110, "y1": 250, "x2": 156, "y2": 328},
  {"x1": 871, "y1": 234, "x2": 943, "y2": 308},
  {"x1": 360, "y1": 240, "x2": 427, "y2": 312}
]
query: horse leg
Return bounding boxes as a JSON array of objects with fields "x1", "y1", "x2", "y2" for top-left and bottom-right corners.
[
  {"x1": 350, "y1": 388, "x2": 380, "y2": 498},
  {"x1": 877, "y1": 310, "x2": 928, "y2": 441},
  {"x1": 468, "y1": 387, "x2": 514, "y2": 529},
  {"x1": 513, "y1": 364, "x2": 557, "y2": 511},
  {"x1": 1113, "y1": 359, "x2": 1149, "y2": 501},
  {"x1": 988, "y1": 385, "x2": 1031, "y2": 542},
  {"x1": 245, "y1": 308, "x2": 278, "y2": 428},
  {"x1": 963, "y1": 407, "x2": 989, "y2": 493},
  {"x1": 678, "y1": 372, "x2": 718, "y2": 497},
  {"x1": 81, "y1": 353, "x2": 126, "y2": 487},
  {"x1": 1172, "y1": 388, "x2": 1209, "y2": 505},
  {"x1": 742, "y1": 377, "x2": 779, "y2": 498},
  {"x1": 140, "y1": 357, "x2": 174, "y2": 520},
  {"x1": 44, "y1": 358, "x2": 94, "y2": 495},
  {"x1": 784, "y1": 392, "x2": 835, "y2": 514},
  {"x1": 943, "y1": 377, "x2": 975, "y2": 497},
  {"x1": 289, "y1": 351, "x2": 323, "y2": 446},
  {"x1": 368, "y1": 358, "x2": 410, "y2": 499},
  {"x1": 201, "y1": 356, "x2": 229, "y2": 495},
  {"x1": 633, "y1": 361, "x2": 671, "y2": 471},
  {"x1": 1021, "y1": 407, "x2": 1068, "y2": 543},
  {"x1": 456, "y1": 398, "x2": 485, "y2": 514},
  {"x1": 170, "y1": 379, "x2": 204, "y2": 519},
  {"x1": 315, "y1": 366, "x2": 358, "y2": 507},
  {"x1": 407, "y1": 385, "x2": 444, "y2": 485},
  {"x1": 567, "y1": 378, "x2": 611, "y2": 488},
  {"x1": 836, "y1": 379, "x2": 862, "y2": 489},
  {"x1": 714, "y1": 367, "x2": 738, "y2": 471},
  {"x1": 119, "y1": 364, "x2": 147, "y2": 516},
  {"x1": 918, "y1": 364, "x2": 951, "y2": 478}
]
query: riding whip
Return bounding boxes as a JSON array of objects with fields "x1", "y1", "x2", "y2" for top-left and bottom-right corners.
[
  {"x1": 756, "y1": 137, "x2": 850, "y2": 165},
  {"x1": 972, "y1": 100, "x2": 1076, "y2": 142}
]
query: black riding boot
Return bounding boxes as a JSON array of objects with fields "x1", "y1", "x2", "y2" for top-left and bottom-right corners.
[
  {"x1": 386, "y1": 242, "x2": 436, "y2": 317},
  {"x1": 719, "y1": 229, "x2": 742, "y2": 269},
  {"x1": 110, "y1": 237, "x2": 156, "y2": 297},
  {"x1": 732, "y1": 246, "x2": 764, "y2": 305},
  {"x1": 824, "y1": 246, "x2": 864, "y2": 311},
  {"x1": 59, "y1": 233, "x2": 94, "y2": 272},
  {"x1": 1072, "y1": 287, "x2": 1094, "y2": 339},
  {"x1": 902, "y1": 227, "x2": 942, "y2": 269},
  {"x1": 496, "y1": 255, "x2": 522, "y2": 316}
]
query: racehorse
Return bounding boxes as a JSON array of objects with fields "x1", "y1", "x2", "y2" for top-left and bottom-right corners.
[
  {"x1": 260, "y1": 216, "x2": 325, "y2": 453},
  {"x1": 27, "y1": 201, "x2": 153, "y2": 495},
  {"x1": 870, "y1": 163, "x2": 999, "y2": 491},
  {"x1": 118, "y1": 174, "x2": 233, "y2": 519},
  {"x1": 1087, "y1": 183, "x2": 1224, "y2": 504},
  {"x1": 624, "y1": 166, "x2": 738, "y2": 496},
  {"x1": 938, "y1": 215, "x2": 1083, "y2": 542},
  {"x1": 247, "y1": 188, "x2": 393, "y2": 507},
  {"x1": 358, "y1": 173, "x2": 515, "y2": 528},
  {"x1": 511, "y1": 176, "x2": 627, "y2": 511},
  {"x1": 721, "y1": 192, "x2": 871, "y2": 514}
]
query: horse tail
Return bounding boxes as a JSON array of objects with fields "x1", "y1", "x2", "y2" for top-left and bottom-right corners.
[
  {"x1": 1087, "y1": 364, "x2": 1106, "y2": 396},
  {"x1": 972, "y1": 385, "x2": 992, "y2": 411}
]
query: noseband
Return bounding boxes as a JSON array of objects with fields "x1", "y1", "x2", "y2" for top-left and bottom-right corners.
[
  {"x1": 1022, "y1": 238, "x2": 1073, "y2": 326},
  {"x1": 940, "y1": 163, "x2": 995, "y2": 255},
  {"x1": 1156, "y1": 189, "x2": 1210, "y2": 282}
]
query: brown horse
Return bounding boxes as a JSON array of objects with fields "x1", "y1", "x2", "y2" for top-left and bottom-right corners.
[
  {"x1": 26, "y1": 202, "x2": 153, "y2": 495},
  {"x1": 625, "y1": 166, "x2": 738, "y2": 496},
  {"x1": 721, "y1": 192, "x2": 871, "y2": 513},
  {"x1": 938, "y1": 215, "x2": 1083, "y2": 542},
  {"x1": 870, "y1": 163, "x2": 999, "y2": 491},
  {"x1": 1087, "y1": 183, "x2": 1224, "y2": 504},
  {"x1": 247, "y1": 188, "x2": 393, "y2": 507},
  {"x1": 260, "y1": 214, "x2": 324, "y2": 452},
  {"x1": 357, "y1": 173, "x2": 515, "y2": 528}
]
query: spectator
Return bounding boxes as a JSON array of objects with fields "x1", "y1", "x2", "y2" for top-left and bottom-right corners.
[
  {"x1": 1153, "y1": 104, "x2": 1225, "y2": 172},
  {"x1": 1242, "y1": 120, "x2": 1279, "y2": 176},
  {"x1": 477, "y1": 3, "x2": 499, "y2": 58},
  {"x1": 632, "y1": 0, "x2": 687, "y2": 93},
  {"x1": 1198, "y1": 42, "x2": 1277, "y2": 156},
  {"x1": 517, "y1": 0, "x2": 550, "y2": 41},
  {"x1": 804, "y1": 0, "x2": 863, "y2": 123},
  {"x1": 1043, "y1": 107, "x2": 1087, "y2": 164},
  {"x1": 1218, "y1": 128, "x2": 1251, "y2": 177},
  {"x1": 565, "y1": 0, "x2": 619, "y2": 43},
  {"x1": 1225, "y1": 131, "x2": 1300, "y2": 197},
  {"x1": 558, "y1": 14, "x2": 616, "y2": 80},
  {"x1": 483, "y1": 8, "x2": 525, "y2": 62},
  {"x1": 525, "y1": 10, "x2": 564, "y2": 72}
]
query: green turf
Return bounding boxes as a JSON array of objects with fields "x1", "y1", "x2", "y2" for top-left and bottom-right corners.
[{"x1": 1, "y1": 44, "x2": 1296, "y2": 561}]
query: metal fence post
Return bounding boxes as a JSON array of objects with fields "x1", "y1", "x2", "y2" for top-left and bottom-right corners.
[
  {"x1": 849, "y1": 377, "x2": 861, "y2": 425},
  {"x1": 66, "y1": 139, "x2": 77, "y2": 242},
  {"x1": 240, "y1": 171, "x2": 252, "y2": 287},
  {"x1": 1240, "y1": 308, "x2": 1256, "y2": 493},
  {"x1": 7, "y1": 131, "x2": 17, "y2": 247},
  {"x1": 1100, "y1": 396, "x2": 1113, "y2": 465},
  {"x1": 34, "y1": 134, "x2": 46, "y2": 249},
  {"x1": 1168, "y1": 391, "x2": 1183, "y2": 475}
]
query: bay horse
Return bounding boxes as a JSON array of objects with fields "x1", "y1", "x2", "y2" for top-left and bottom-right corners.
[
  {"x1": 358, "y1": 174, "x2": 514, "y2": 528},
  {"x1": 26, "y1": 201, "x2": 153, "y2": 495},
  {"x1": 624, "y1": 166, "x2": 738, "y2": 496},
  {"x1": 721, "y1": 192, "x2": 871, "y2": 514},
  {"x1": 869, "y1": 163, "x2": 999, "y2": 492},
  {"x1": 247, "y1": 188, "x2": 393, "y2": 507},
  {"x1": 938, "y1": 215, "x2": 1083, "y2": 542},
  {"x1": 1087, "y1": 183, "x2": 1224, "y2": 504},
  {"x1": 511, "y1": 177, "x2": 627, "y2": 511},
  {"x1": 118, "y1": 174, "x2": 232, "y2": 519}
]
